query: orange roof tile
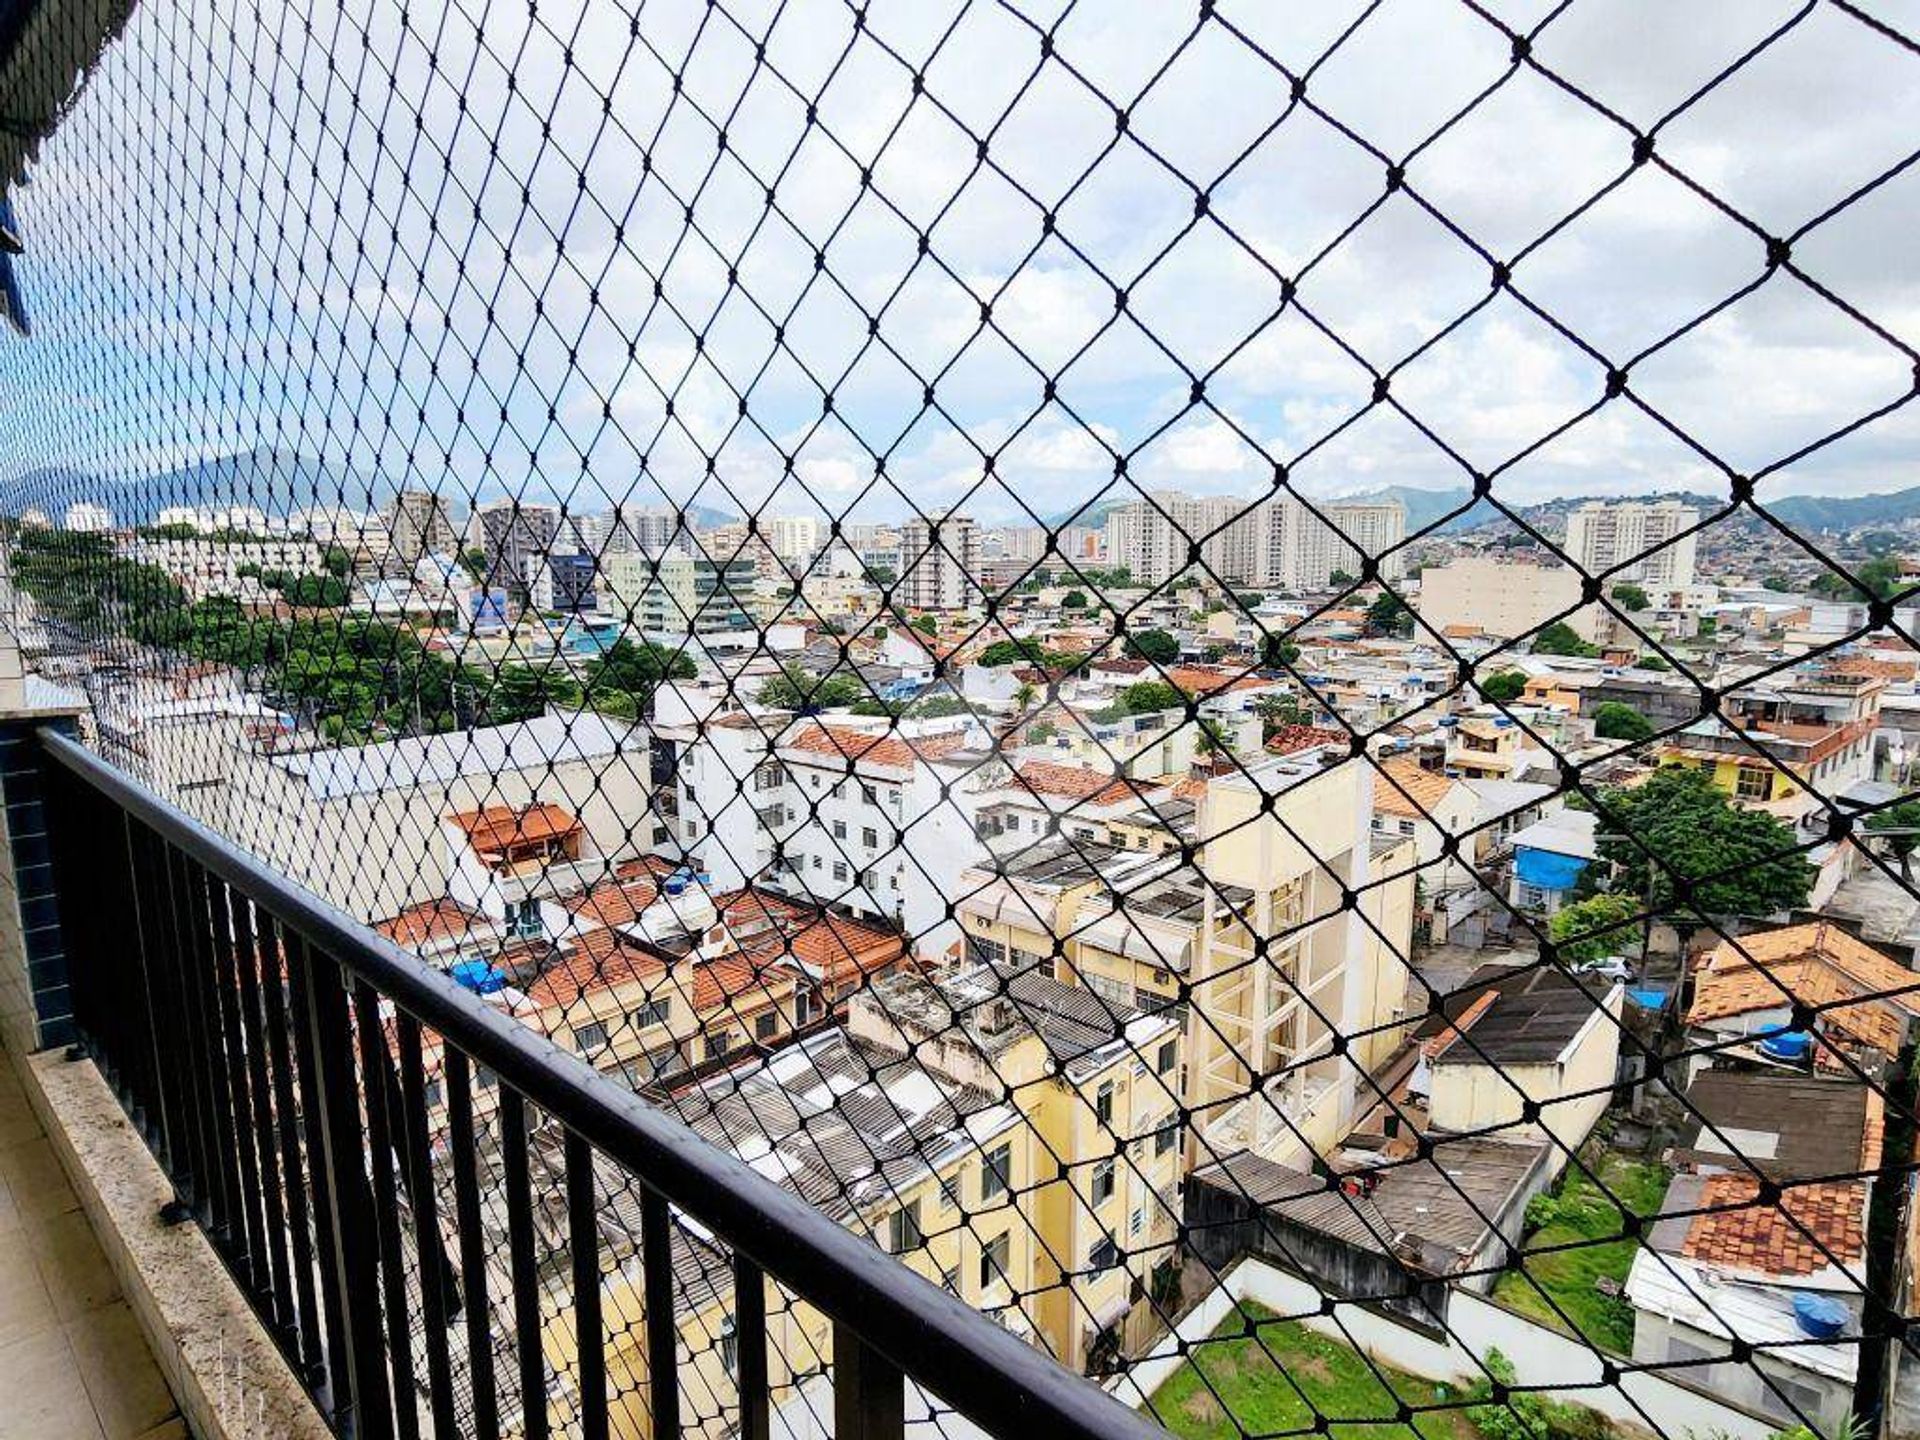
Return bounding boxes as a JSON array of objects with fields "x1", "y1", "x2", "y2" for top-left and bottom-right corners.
[
  {"x1": 448, "y1": 803, "x2": 582, "y2": 855},
  {"x1": 1012, "y1": 761, "x2": 1144, "y2": 808},
  {"x1": 780, "y1": 723, "x2": 970, "y2": 771},
  {"x1": 565, "y1": 857, "x2": 677, "y2": 928},
  {"x1": 1266, "y1": 725, "x2": 1347, "y2": 756},
  {"x1": 1372, "y1": 759, "x2": 1459, "y2": 819},
  {"x1": 375, "y1": 899, "x2": 490, "y2": 949},
  {"x1": 1687, "y1": 922, "x2": 1920, "y2": 1057},
  {"x1": 522, "y1": 928, "x2": 665, "y2": 1010},
  {"x1": 1683, "y1": 1176, "x2": 1865, "y2": 1277}
]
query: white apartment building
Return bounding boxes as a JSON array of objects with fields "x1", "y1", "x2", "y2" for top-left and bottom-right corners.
[
  {"x1": 1258, "y1": 496, "x2": 1406, "y2": 590},
  {"x1": 899, "y1": 511, "x2": 982, "y2": 609},
  {"x1": 1103, "y1": 491, "x2": 1263, "y2": 586},
  {"x1": 129, "y1": 535, "x2": 328, "y2": 600},
  {"x1": 765, "y1": 514, "x2": 822, "y2": 563},
  {"x1": 1564, "y1": 499, "x2": 1698, "y2": 589},
  {"x1": 679, "y1": 716, "x2": 1007, "y2": 958},
  {"x1": 63, "y1": 502, "x2": 114, "y2": 531}
]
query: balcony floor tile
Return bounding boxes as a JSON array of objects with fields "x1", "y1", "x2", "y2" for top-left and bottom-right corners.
[{"x1": 0, "y1": 1049, "x2": 183, "y2": 1440}]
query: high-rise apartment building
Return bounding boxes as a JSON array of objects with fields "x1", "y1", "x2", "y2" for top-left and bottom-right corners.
[
  {"x1": 1258, "y1": 496, "x2": 1406, "y2": 590},
  {"x1": 899, "y1": 511, "x2": 981, "y2": 609},
  {"x1": 384, "y1": 489, "x2": 458, "y2": 564},
  {"x1": 1564, "y1": 499, "x2": 1698, "y2": 589},
  {"x1": 1103, "y1": 492, "x2": 1263, "y2": 586},
  {"x1": 765, "y1": 514, "x2": 822, "y2": 563},
  {"x1": 476, "y1": 498, "x2": 560, "y2": 597}
]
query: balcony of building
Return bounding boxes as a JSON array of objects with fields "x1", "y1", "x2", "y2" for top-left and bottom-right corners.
[{"x1": 0, "y1": 665, "x2": 1167, "y2": 1440}]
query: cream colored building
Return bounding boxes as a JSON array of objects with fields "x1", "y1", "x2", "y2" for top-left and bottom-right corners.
[{"x1": 1416, "y1": 553, "x2": 1603, "y2": 642}]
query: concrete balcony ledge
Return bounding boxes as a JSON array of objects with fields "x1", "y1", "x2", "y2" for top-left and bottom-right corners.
[{"x1": 8, "y1": 1044, "x2": 330, "y2": 1440}]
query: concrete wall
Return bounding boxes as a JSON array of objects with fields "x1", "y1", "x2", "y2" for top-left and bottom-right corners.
[{"x1": 1110, "y1": 1256, "x2": 1777, "y2": 1440}]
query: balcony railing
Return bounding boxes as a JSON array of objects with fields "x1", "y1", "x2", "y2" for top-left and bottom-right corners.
[{"x1": 34, "y1": 725, "x2": 1167, "y2": 1440}]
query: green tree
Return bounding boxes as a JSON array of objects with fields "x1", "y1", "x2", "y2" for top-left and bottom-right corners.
[
  {"x1": 1124, "y1": 628, "x2": 1180, "y2": 665},
  {"x1": 583, "y1": 638, "x2": 697, "y2": 714},
  {"x1": 1812, "y1": 555, "x2": 1902, "y2": 601},
  {"x1": 1594, "y1": 767, "x2": 1813, "y2": 919},
  {"x1": 1363, "y1": 590, "x2": 1413, "y2": 637},
  {"x1": 1012, "y1": 682, "x2": 1038, "y2": 711},
  {"x1": 1638, "y1": 653, "x2": 1671, "y2": 672},
  {"x1": 978, "y1": 638, "x2": 1047, "y2": 667},
  {"x1": 1612, "y1": 582, "x2": 1650, "y2": 612},
  {"x1": 756, "y1": 666, "x2": 864, "y2": 712},
  {"x1": 863, "y1": 564, "x2": 897, "y2": 586},
  {"x1": 1061, "y1": 589, "x2": 1088, "y2": 610},
  {"x1": 1027, "y1": 720, "x2": 1057, "y2": 745},
  {"x1": 1531, "y1": 620, "x2": 1598, "y2": 657},
  {"x1": 1255, "y1": 693, "x2": 1311, "y2": 737},
  {"x1": 1260, "y1": 633, "x2": 1300, "y2": 670},
  {"x1": 1119, "y1": 680, "x2": 1183, "y2": 715},
  {"x1": 1329, "y1": 568, "x2": 1355, "y2": 588},
  {"x1": 1762, "y1": 573, "x2": 1795, "y2": 593},
  {"x1": 911, "y1": 613, "x2": 939, "y2": 635},
  {"x1": 1479, "y1": 670, "x2": 1528, "y2": 703},
  {"x1": 1549, "y1": 893, "x2": 1643, "y2": 965},
  {"x1": 1591, "y1": 701, "x2": 1653, "y2": 743}
]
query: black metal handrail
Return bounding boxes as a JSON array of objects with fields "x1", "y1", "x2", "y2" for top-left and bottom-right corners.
[{"x1": 36, "y1": 725, "x2": 1170, "y2": 1440}]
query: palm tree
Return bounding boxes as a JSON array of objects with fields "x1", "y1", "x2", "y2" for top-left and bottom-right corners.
[{"x1": 1013, "y1": 681, "x2": 1037, "y2": 712}]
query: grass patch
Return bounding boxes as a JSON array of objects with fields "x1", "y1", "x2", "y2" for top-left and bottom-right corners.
[
  {"x1": 1149, "y1": 1301, "x2": 1475, "y2": 1440},
  {"x1": 1491, "y1": 1151, "x2": 1671, "y2": 1355}
]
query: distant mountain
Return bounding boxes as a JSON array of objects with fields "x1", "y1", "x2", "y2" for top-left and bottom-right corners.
[
  {"x1": 1328, "y1": 484, "x2": 1483, "y2": 536},
  {"x1": 1756, "y1": 487, "x2": 1920, "y2": 533},
  {"x1": 0, "y1": 448, "x2": 376, "y2": 525}
]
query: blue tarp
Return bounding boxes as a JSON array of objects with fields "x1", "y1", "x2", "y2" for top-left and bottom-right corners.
[{"x1": 1514, "y1": 845, "x2": 1589, "y2": 892}]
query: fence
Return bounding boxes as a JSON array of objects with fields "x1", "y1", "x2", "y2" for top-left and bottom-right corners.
[{"x1": 2, "y1": 1, "x2": 1919, "y2": 1439}]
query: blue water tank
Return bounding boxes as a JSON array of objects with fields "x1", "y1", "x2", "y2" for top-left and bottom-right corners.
[
  {"x1": 1760, "y1": 1029, "x2": 1813, "y2": 1063},
  {"x1": 1793, "y1": 1293, "x2": 1848, "y2": 1340},
  {"x1": 664, "y1": 873, "x2": 689, "y2": 896},
  {"x1": 450, "y1": 960, "x2": 506, "y2": 995}
]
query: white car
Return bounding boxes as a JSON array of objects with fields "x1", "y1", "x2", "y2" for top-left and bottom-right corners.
[{"x1": 1573, "y1": 955, "x2": 1634, "y2": 982}]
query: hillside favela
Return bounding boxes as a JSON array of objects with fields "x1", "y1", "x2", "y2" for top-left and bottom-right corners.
[{"x1": 0, "y1": 5, "x2": 1917, "y2": 1440}]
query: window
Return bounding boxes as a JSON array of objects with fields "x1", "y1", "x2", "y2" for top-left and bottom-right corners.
[
  {"x1": 938, "y1": 1176, "x2": 960, "y2": 1212},
  {"x1": 832, "y1": 861, "x2": 848, "y2": 883},
  {"x1": 979, "y1": 1232, "x2": 1011, "y2": 1291},
  {"x1": 811, "y1": 855, "x2": 823, "y2": 871},
  {"x1": 707, "y1": 1031, "x2": 735, "y2": 1061},
  {"x1": 1156, "y1": 1039, "x2": 1177, "y2": 1076},
  {"x1": 507, "y1": 898, "x2": 543, "y2": 939},
  {"x1": 967, "y1": 935, "x2": 1008, "y2": 967},
  {"x1": 1154, "y1": 1122, "x2": 1178, "y2": 1158},
  {"x1": 1088, "y1": 1238, "x2": 1121, "y2": 1274},
  {"x1": 1130, "y1": 1207, "x2": 1145, "y2": 1237},
  {"x1": 1090, "y1": 1159, "x2": 1115, "y2": 1207},
  {"x1": 1736, "y1": 766, "x2": 1772, "y2": 801},
  {"x1": 833, "y1": 819, "x2": 847, "y2": 839},
  {"x1": 887, "y1": 1200, "x2": 923, "y2": 1255},
  {"x1": 573, "y1": 1020, "x2": 609, "y2": 1053},
  {"x1": 755, "y1": 1010, "x2": 779, "y2": 1040},
  {"x1": 981, "y1": 1142, "x2": 1012, "y2": 1202},
  {"x1": 475, "y1": 1066, "x2": 499, "y2": 1091},
  {"x1": 860, "y1": 782, "x2": 877, "y2": 805},
  {"x1": 630, "y1": 999, "x2": 670, "y2": 1030},
  {"x1": 862, "y1": 826, "x2": 878, "y2": 849},
  {"x1": 1095, "y1": 1081, "x2": 1115, "y2": 1126},
  {"x1": 719, "y1": 1314, "x2": 738, "y2": 1376}
]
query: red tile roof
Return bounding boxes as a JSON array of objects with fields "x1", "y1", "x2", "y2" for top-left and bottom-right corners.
[
  {"x1": 1266, "y1": 725, "x2": 1347, "y2": 756},
  {"x1": 375, "y1": 898, "x2": 490, "y2": 949},
  {"x1": 1683, "y1": 1176, "x2": 1866, "y2": 1277},
  {"x1": 522, "y1": 928, "x2": 665, "y2": 1010},
  {"x1": 1012, "y1": 761, "x2": 1143, "y2": 808},
  {"x1": 780, "y1": 723, "x2": 970, "y2": 771},
  {"x1": 448, "y1": 803, "x2": 582, "y2": 855}
]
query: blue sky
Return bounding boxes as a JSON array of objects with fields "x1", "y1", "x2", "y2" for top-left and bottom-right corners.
[{"x1": 3, "y1": 0, "x2": 1919, "y2": 529}]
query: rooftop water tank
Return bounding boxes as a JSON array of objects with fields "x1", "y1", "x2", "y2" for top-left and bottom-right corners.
[
  {"x1": 1759, "y1": 1029, "x2": 1813, "y2": 1063},
  {"x1": 1793, "y1": 1292, "x2": 1848, "y2": 1341}
]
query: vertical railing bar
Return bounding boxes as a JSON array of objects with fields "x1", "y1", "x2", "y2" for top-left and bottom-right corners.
[
  {"x1": 733, "y1": 1253, "x2": 770, "y2": 1440},
  {"x1": 567, "y1": 1131, "x2": 609, "y2": 1440},
  {"x1": 230, "y1": 896, "x2": 296, "y2": 1339},
  {"x1": 833, "y1": 1322, "x2": 905, "y2": 1440},
  {"x1": 124, "y1": 821, "x2": 185, "y2": 1188},
  {"x1": 207, "y1": 877, "x2": 269, "y2": 1293},
  {"x1": 446, "y1": 1051, "x2": 501, "y2": 1440},
  {"x1": 352, "y1": 980, "x2": 422, "y2": 1440},
  {"x1": 642, "y1": 1187, "x2": 682, "y2": 1440},
  {"x1": 187, "y1": 862, "x2": 247, "y2": 1253},
  {"x1": 292, "y1": 938, "x2": 394, "y2": 1440},
  {"x1": 501, "y1": 1089, "x2": 549, "y2": 1440},
  {"x1": 158, "y1": 844, "x2": 216, "y2": 1221},
  {"x1": 395, "y1": 1013, "x2": 458, "y2": 1435},
  {"x1": 261, "y1": 914, "x2": 326, "y2": 1379}
]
